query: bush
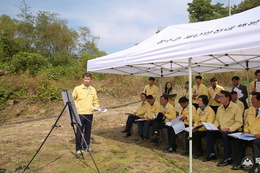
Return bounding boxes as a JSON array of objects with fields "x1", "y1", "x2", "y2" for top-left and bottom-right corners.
[{"x1": 11, "y1": 52, "x2": 51, "y2": 76}]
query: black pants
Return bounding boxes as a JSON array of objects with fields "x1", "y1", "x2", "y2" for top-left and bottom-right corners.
[
  {"x1": 193, "y1": 131, "x2": 207, "y2": 153},
  {"x1": 125, "y1": 115, "x2": 140, "y2": 133},
  {"x1": 252, "y1": 139, "x2": 260, "y2": 162},
  {"x1": 167, "y1": 126, "x2": 177, "y2": 149},
  {"x1": 76, "y1": 114, "x2": 93, "y2": 151},
  {"x1": 206, "y1": 131, "x2": 233, "y2": 159},
  {"x1": 137, "y1": 120, "x2": 153, "y2": 138}
]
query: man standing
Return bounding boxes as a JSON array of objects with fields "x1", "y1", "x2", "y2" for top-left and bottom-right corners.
[
  {"x1": 203, "y1": 90, "x2": 242, "y2": 167},
  {"x1": 72, "y1": 73, "x2": 100, "y2": 154},
  {"x1": 207, "y1": 77, "x2": 224, "y2": 114},
  {"x1": 249, "y1": 70, "x2": 260, "y2": 94},
  {"x1": 231, "y1": 76, "x2": 248, "y2": 110},
  {"x1": 121, "y1": 93, "x2": 149, "y2": 138},
  {"x1": 192, "y1": 76, "x2": 207, "y2": 109},
  {"x1": 143, "y1": 77, "x2": 159, "y2": 99}
]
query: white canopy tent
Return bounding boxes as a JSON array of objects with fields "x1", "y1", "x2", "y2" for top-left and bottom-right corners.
[{"x1": 88, "y1": 6, "x2": 260, "y2": 173}]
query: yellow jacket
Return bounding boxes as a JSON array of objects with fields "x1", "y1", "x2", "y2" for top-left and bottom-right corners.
[
  {"x1": 207, "y1": 84, "x2": 224, "y2": 106},
  {"x1": 249, "y1": 80, "x2": 260, "y2": 94},
  {"x1": 244, "y1": 107, "x2": 260, "y2": 135},
  {"x1": 72, "y1": 84, "x2": 99, "y2": 114},
  {"x1": 214, "y1": 101, "x2": 242, "y2": 132},
  {"x1": 144, "y1": 101, "x2": 161, "y2": 119},
  {"x1": 135, "y1": 101, "x2": 149, "y2": 117},
  {"x1": 192, "y1": 83, "x2": 207, "y2": 104},
  {"x1": 194, "y1": 106, "x2": 216, "y2": 131},
  {"x1": 233, "y1": 100, "x2": 244, "y2": 113},
  {"x1": 165, "y1": 90, "x2": 176, "y2": 106},
  {"x1": 161, "y1": 102, "x2": 176, "y2": 122},
  {"x1": 143, "y1": 84, "x2": 159, "y2": 99},
  {"x1": 180, "y1": 105, "x2": 196, "y2": 126}
]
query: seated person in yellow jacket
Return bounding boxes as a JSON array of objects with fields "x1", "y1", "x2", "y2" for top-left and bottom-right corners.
[
  {"x1": 121, "y1": 93, "x2": 149, "y2": 137},
  {"x1": 136, "y1": 95, "x2": 161, "y2": 141},
  {"x1": 178, "y1": 96, "x2": 197, "y2": 155},
  {"x1": 231, "y1": 92, "x2": 260, "y2": 171},
  {"x1": 203, "y1": 90, "x2": 242, "y2": 167},
  {"x1": 149, "y1": 95, "x2": 176, "y2": 146},
  {"x1": 192, "y1": 95, "x2": 215, "y2": 158},
  {"x1": 163, "y1": 96, "x2": 196, "y2": 154}
]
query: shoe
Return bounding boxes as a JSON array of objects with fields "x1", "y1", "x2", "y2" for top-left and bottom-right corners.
[
  {"x1": 121, "y1": 129, "x2": 127, "y2": 133},
  {"x1": 76, "y1": 150, "x2": 82, "y2": 155},
  {"x1": 202, "y1": 153, "x2": 216, "y2": 162},
  {"x1": 123, "y1": 133, "x2": 131, "y2": 138},
  {"x1": 151, "y1": 134, "x2": 160, "y2": 139},
  {"x1": 134, "y1": 136, "x2": 144, "y2": 142},
  {"x1": 217, "y1": 158, "x2": 232, "y2": 167},
  {"x1": 150, "y1": 142, "x2": 158, "y2": 146},
  {"x1": 163, "y1": 147, "x2": 176, "y2": 153},
  {"x1": 231, "y1": 164, "x2": 242, "y2": 170},
  {"x1": 249, "y1": 163, "x2": 260, "y2": 173},
  {"x1": 82, "y1": 148, "x2": 93, "y2": 153},
  {"x1": 194, "y1": 151, "x2": 204, "y2": 158}
]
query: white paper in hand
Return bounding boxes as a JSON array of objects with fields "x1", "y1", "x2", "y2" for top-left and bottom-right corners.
[{"x1": 93, "y1": 107, "x2": 107, "y2": 112}]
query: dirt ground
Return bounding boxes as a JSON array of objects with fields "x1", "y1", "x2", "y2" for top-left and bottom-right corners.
[{"x1": 0, "y1": 95, "x2": 249, "y2": 173}]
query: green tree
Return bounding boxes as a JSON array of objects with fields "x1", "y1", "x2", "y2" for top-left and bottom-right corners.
[
  {"x1": 232, "y1": 0, "x2": 260, "y2": 14},
  {"x1": 187, "y1": 0, "x2": 227, "y2": 22},
  {"x1": 0, "y1": 15, "x2": 21, "y2": 62}
]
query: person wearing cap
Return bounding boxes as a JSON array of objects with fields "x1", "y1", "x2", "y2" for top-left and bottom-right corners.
[
  {"x1": 207, "y1": 77, "x2": 224, "y2": 114},
  {"x1": 143, "y1": 77, "x2": 159, "y2": 99}
]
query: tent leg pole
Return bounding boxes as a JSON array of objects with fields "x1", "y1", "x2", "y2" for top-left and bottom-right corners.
[{"x1": 188, "y1": 58, "x2": 192, "y2": 173}]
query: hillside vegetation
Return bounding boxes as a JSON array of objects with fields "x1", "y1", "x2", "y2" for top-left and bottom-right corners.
[{"x1": 0, "y1": 1, "x2": 259, "y2": 124}]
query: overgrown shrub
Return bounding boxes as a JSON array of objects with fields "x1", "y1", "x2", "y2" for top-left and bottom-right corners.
[{"x1": 11, "y1": 52, "x2": 51, "y2": 76}]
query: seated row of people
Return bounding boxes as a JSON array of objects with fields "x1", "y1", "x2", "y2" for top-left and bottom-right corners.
[{"x1": 121, "y1": 91, "x2": 260, "y2": 172}]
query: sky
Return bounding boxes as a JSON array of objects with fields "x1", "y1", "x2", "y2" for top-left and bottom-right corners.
[{"x1": 1, "y1": 0, "x2": 243, "y2": 55}]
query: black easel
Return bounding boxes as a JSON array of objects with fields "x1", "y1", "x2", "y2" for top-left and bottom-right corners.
[{"x1": 22, "y1": 90, "x2": 100, "y2": 173}]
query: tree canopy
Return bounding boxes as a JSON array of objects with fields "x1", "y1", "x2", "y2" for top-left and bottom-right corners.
[
  {"x1": 0, "y1": 0, "x2": 105, "y2": 66},
  {"x1": 187, "y1": 0, "x2": 259, "y2": 23}
]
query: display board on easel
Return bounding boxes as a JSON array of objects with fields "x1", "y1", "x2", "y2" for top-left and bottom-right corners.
[{"x1": 61, "y1": 90, "x2": 82, "y2": 126}]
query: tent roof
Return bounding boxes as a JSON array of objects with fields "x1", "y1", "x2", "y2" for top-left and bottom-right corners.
[{"x1": 88, "y1": 6, "x2": 260, "y2": 77}]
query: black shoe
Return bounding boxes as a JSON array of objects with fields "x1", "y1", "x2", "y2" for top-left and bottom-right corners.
[
  {"x1": 202, "y1": 153, "x2": 216, "y2": 162},
  {"x1": 151, "y1": 134, "x2": 160, "y2": 139},
  {"x1": 134, "y1": 136, "x2": 144, "y2": 142},
  {"x1": 121, "y1": 129, "x2": 127, "y2": 133},
  {"x1": 231, "y1": 164, "x2": 242, "y2": 170},
  {"x1": 217, "y1": 158, "x2": 232, "y2": 167},
  {"x1": 194, "y1": 151, "x2": 204, "y2": 158},
  {"x1": 123, "y1": 133, "x2": 131, "y2": 138},
  {"x1": 163, "y1": 147, "x2": 176, "y2": 153}
]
